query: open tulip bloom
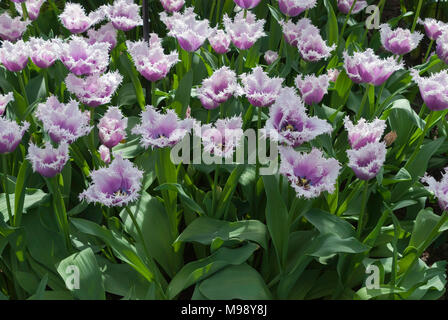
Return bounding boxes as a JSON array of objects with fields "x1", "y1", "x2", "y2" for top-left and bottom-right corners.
[{"x1": 1, "y1": 0, "x2": 448, "y2": 303}]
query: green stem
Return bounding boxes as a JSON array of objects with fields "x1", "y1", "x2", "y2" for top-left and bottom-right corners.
[
  {"x1": 357, "y1": 180, "x2": 369, "y2": 238},
  {"x1": 211, "y1": 164, "x2": 220, "y2": 216},
  {"x1": 411, "y1": 0, "x2": 423, "y2": 33},
  {"x1": 424, "y1": 39, "x2": 434, "y2": 62},
  {"x1": 18, "y1": 72, "x2": 29, "y2": 107},
  {"x1": 338, "y1": 0, "x2": 358, "y2": 48},
  {"x1": 209, "y1": 0, "x2": 216, "y2": 24},
  {"x1": 21, "y1": 2, "x2": 29, "y2": 21},
  {"x1": 356, "y1": 85, "x2": 369, "y2": 120},
  {"x1": 255, "y1": 108, "x2": 262, "y2": 186},
  {"x1": 43, "y1": 69, "x2": 50, "y2": 97},
  {"x1": 48, "y1": 175, "x2": 71, "y2": 251},
  {"x1": 1, "y1": 155, "x2": 13, "y2": 226}
]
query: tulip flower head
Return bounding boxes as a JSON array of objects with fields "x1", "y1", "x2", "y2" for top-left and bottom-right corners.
[
  {"x1": 15, "y1": 0, "x2": 46, "y2": 21},
  {"x1": 380, "y1": 24, "x2": 423, "y2": 55},
  {"x1": 279, "y1": 146, "x2": 340, "y2": 199},
  {"x1": 240, "y1": 66, "x2": 283, "y2": 107},
  {"x1": 87, "y1": 22, "x2": 118, "y2": 50},
  {"x1": 411, "y1": 69, "x2": 448, "y2": 111},
  {"x1": 161, "y1": 7, "x2": 212, "y2": 52},
  {"x1": 347, "y1": 142, "x2": 387, "y2": 180},
  {"x1": 343, "y1": 116, "x2": 386, "y2": 150},
  {"x1": 29, "y1": 37, "x2": 62, "y2": 69},
  {"x1": 27, "y1": 142, "x2": 70, "y2": 178},
  {"x1": 265, "y1": 88, "x2": 332, "y2": 147},
  {"x1": 126, "y1": 33, "x2": 179, "y2": 82},
  {"x1": 295, "y1": 74, "x2": 330, "y2": 105},
  {"x1": 0, "y1": 12, "x2": 30, "y2": 42},
  {"x1": 208, "y1": 29, "x2": 231, "y2": 54},
  {"x1": 0, "y1": 118, "x2": 29, "y2": 154},
  {"x1": 160, "y1": 0, "x2": 185, "y2": 13},
  {"x1": 197, "y1": 66, "x2": 238, "y2": 110},
  {"x1": 132, "y1": 105, "x2": 196, "y2": 149},
  {"x1": 104, "y1": 0, "x2": 143, "y2": 31},
  {"x1": 0, "y1": 40, "x2": 30, "y2": 72},
  {"x1": 59, "y1": 2, "x2": 105, "y2": 34},
  {"x1": 59, "y1": 36, "x2": 110, "y2": 76},
  {"x1": 80, "y1": 154, "x2": 143, "y2": 207},
  {"x1": 343, "y1": 49, "x2": 404, "y2": 86},
  {"x1": 278, "y1": 0, "x2": 317, "y2": 17},
  {"x1": 264, "y1": 50, "x2": 279, "y2": 65},
  {"x1": 223, "y1": 11, "x2": 266, "y2": 50},
  {"x1": 418, "y1": 18, "x2": 448, "y2": 41},
  {"x1": 421, "y1": 169, "x2": 448, "y2": 211},
  {"x1": 279, "y1": 18, "x2": 318, "y2": 47},
  {"x1": 197, "y1": 116, "x2": 244, "y2": 159},
  {"x1": 98, "y1": 106, "x2": 128, "y2": 148},
  {"x1": 233, "y1": 0, "x2": 262, "y2": 9},
  {"x1": 337, "y1": 0, "x2": 368, "y2": 14},
  {"x1": 35, "y1": 96, "x2": 92, "y2": 144},
  {"x1": 65, "y1": 71, "x2": 123, "y2": 107}
]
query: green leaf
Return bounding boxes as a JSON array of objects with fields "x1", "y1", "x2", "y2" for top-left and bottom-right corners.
[
  {"x1": 0, "y1": 189, "x2": 49, "y2": 223},
  {"x1": 118, "y1": 53, "x2": 145, "y2": 110},
  {"x1": 198, "y1": 263, "x2": 271, "y2": 300},
  {"x1": 175, "y1": 216, "x2": 268, "y2": 249},
  {"x1": 174, "y1": 70, "x2": 193, "y2": 117},
  {"x1": 155, "y1": 183, "x2": 204, "y2": 215},
  {"x1": 304, "y1": 208, "x2": 357, "y2": 239},
  {"x1": 307, "y1": 233, "x2": 370, "y2": 258},
  {"x1": 215, "y1": 165, "x2": 245, "y2": 219},
  {"x1": 13, "y1": 159, "x2": 30, "y2": 226},
  {"x1": 71, "y1": 218, "x2": 155, "y2": 283},
  {"x1": 263, "y1": 175, "x2": 289, "y2": 268},
  {"x1": 56, "y1": 248, "x2": 105, "y2": 300},
  {"x1": 167, "y1": 243, "x2": 258, "y2": 299},
  {"x1": 324, "y1": 0, "x2": 338, "y2": 45}
]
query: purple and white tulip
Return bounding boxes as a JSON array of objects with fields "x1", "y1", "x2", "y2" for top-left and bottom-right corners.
[
  {"x1": 29, "y1": 37, "x2": 62, "y2": 69},
  {"x1": 0, "y1": 118, "x2": 29, "y2": 154},
  {"x1": 59, "y1": 36, "x2": 110, "y2": 76},
  {"x1": 15, "y1": 0, "x2": 46, "y2": 21},
  {"x1": 411, "y1": 69, "x2": 448, "y2": 111},
  {"x1": 126, "y1": 33, "x2": 179, "y2": 82},
  {"x1": 35, "y1": 96, "x2": 92, "y2": 144},
  {"x1": 197, "y1": 116, "x2": 244, "y2": 159},
  {"x1": 104, "y1": 0, "x2": 143, "y2": 31},
  {"x1": 278, "y1": 0, "x2": 317, "y2": 17},
  {"x1": 59, "y1": 2, "x2": 105, "y2": 34},
  {"x1": 421, "y1": 169, "x2": 448, "y2": 211},
  {"x1": 87, "y1": 22, "x2": 118, "y2": 50},
  {"x1": 279, "y1": 146, "x2": 340, "y2": 199},
  {"x1": 343, "y1": 49, "x2": 404, "y2": 86},
  {"x1": 0, "y1": 12, "x2": 30, "y2": 42},
  {"x1": 132, "y1": 105, "x2": 195, "y2": 149},
  {"x1": 0, "y1": 40, "x2": 30, "y2": 72},
  {"x1": 279, "y1": 18, "x2": 318, "y2": 47},
  {"x1": 240, "y1": 66, "x2": 283, "y2": 107},
  {"x1": 265, "y1": 88, "x2": 332, "y2": 147},
  {"x1": 27, "y1": 142, "x2": 70, "y2": 178},
  {"x1": 233, "y1": 0, "x2": 262, "y2": 9},
  {"x1": 418, "y1": 18, "x2": 448, "y2": 41},
  {"x1": 264, "y1": 50, "x2": 278, "y2": 65},
  {"x1": 436, "y1": 29, "x2": 448, "y2": 64},
  {"x1": 347, "y1": 141, "x2": 387, "y2": 180},
  {"x1": 295, "y1": 74, "x2": 329, "y2": 105},
  {"x1": 161, "y1": 7, "x2": 212, "y2": 52},
  {"x1": 380, "y1": 24, "x2": 423, "y2": 56},
  {"x1": 197, "y1": 66, "x2": 238, "y2": 110},
  {"x1": 65, "y1": 71, "x2": 123, "y2": 107},
  {"x1": 208, "y1": 29, "x2": 231, "y2": 54},
  {"x1": 80, "y1": 154, "x2": 143, "y2": 207},
  {"x1": 98, "y1": 106, "x2": 128, "y2": 148},
  {"x1": 160, "y1": 0, "x2": 185, "y2": 13},
  {"x1": 337, "y1": 0, "x2": 368, "y2": 14},
  {"x1": 298, "y1": 33, "x2": 335, "y2": 62},
  {"x1": 344, "y1": 116, "x2": 386, "y2": 150},
  {"x1": 223, "y1": 11, "x2": 266, "y2": 50},
  {"x1": 99, "y1": 145, "x2": 111, "y2": 164}
]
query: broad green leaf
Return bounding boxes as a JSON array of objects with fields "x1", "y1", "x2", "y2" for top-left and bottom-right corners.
[
  {"x1": 56, "y1": 248, "x2": 105, "y2": 300},
  {"x1": 304, "y1": 208, "x2": 357, "y2": 239},
  {"x1": 198, "y1": 263, "x2": 271, "y2": 300},
  {"x1": 167, "y1": 243, "x2": 258, "y2": 299},
  {"x1": 0, "y1": 189, "x2": 49, "y2": 222},
  {"x1": 155, "y1": 183, "x2": 204, "y2": 215},
  {"x1": 175, "y1": 216, "x2": 268, "y2": 249}
]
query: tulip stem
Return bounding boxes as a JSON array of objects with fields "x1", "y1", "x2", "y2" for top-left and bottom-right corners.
[
  {"x1": 356, "y1": 85, "x2": 369, "y2": 120},
  {"x1": 43, "y1": 69, "x2": 50, "y2": 97},
  {"x1": 411, "y1": 0, "x2": 423, "y2": 33},
  {"x1": 47, "y1": 175, "x2": 71, "y2": 251},
  {"x1": 211, "y1": 164, "x2": 220, "y2": 216},
  {"x1": 424, "y1": 39, "x2": 434, "y2": 62},
  {"x1": 338, "y1": 0, "x2": 358, "y2": 48},
  {"x1": 1, "y1": 155, "x2": 13, "y2": 226},
  {"x1": 255, "y1": 108, "x2": 262, "y2": 193},
  {"x1": 405, "y1": 109, "x2": 434, "y2": 170},
  {"x1": 20, "y1": 2, "x2": 29, "y2": 21},
  {"x1": 357, "y1": 180, "x2": 369, "y2": 238}
]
